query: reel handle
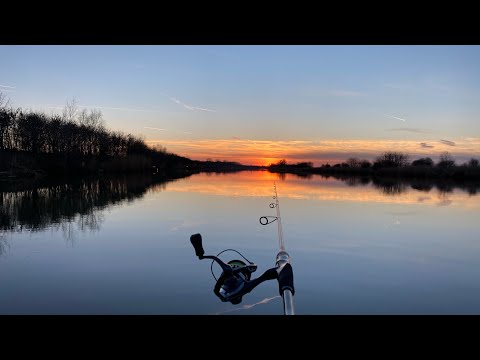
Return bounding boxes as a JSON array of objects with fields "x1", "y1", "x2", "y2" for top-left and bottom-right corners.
[{"x1": 190, "y1": 233, "x2": 205, "y2": 258}]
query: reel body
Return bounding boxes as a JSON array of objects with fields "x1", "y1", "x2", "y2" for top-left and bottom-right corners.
[{"x1": 190, "y1": 233, "x2": 277, "y2": 305}]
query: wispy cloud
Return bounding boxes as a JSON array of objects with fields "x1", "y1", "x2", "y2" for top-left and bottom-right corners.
[
  {"x1": 327, "y1": 90, "x2": 364, "y2": 97},
  {"x1": 45, "y1": 104, "x2": 159, "y2": 113},
  {"x1": 143, "y1": 126, "x2": 193, "y2": 136},
  {"x1": 168, "y1": 96, "x2": 216, "y2": 113},
  {"x1": 82, "y1": 105, "x2": 154, "y2": 113},
  {"x1": 420, "y1": 142, "x2": 435, "y2": 148},
  {"x1": 386, "y1": 128, "x2": 429, "y2": 134},
  {"x1": 439, "y1": 139, "x2": 456, "y2": 146},
  {"x1": 384, "y1": 114, "x2": 406, "y2": 122},
  {"x1": 231, "y1": 136, "x2": 257, "y2": 145},
  {"x1": 0, "y1": 84, "x2": 16, "y2": 92},
  {"x1": 384, "y1": 83, "x2": 406, "y2": 90}
]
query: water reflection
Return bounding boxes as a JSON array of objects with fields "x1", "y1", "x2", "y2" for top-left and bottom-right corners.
[
  {"x1": 0, "y1": 174, "x2": 184, "y2": 244},
  {"x1": 2, "y1": 170, "x2": 479, "y2": 247},
  {"x1": 164, "y1": 171, "x2": 480, "y2": 208}
]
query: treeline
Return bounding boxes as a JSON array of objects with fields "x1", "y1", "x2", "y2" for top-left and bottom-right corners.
[
  {"x1": 268, "y1": 152, "x2": 480, "y2": 179},
  {"x1": 0, "y1": 96, "x2": 192, "y2": 175}
]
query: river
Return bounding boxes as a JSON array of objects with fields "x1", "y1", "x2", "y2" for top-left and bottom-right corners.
[{"x1": 1, "y1": 171, "x2": 479, "y2": 314}]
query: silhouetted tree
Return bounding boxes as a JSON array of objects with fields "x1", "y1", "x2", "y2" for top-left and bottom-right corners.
[
  {"x1": 412, "y1": 157, "x2": 434, "y2": 166},
  {"x1": 437, "y1": 152, "x2": 455, "y2": 168},
  {"x1": 360, "y1": 160, "x2": 371, "y2": 168},
  {"x1": 62, "y1": 98, "x2": 78, "y2": 123},
  {"x1": 373, "y1": 152, "x2": 410, "y2": 168},
  {"x1": 346, "y1": 157, "x2": 360, "y2": 168},
  {"x1": 468, "y1": 158, "x2": 479, "y2": 167},
  {"x1": 294, "y1": 161, "x2": 313, "y2": 168}
]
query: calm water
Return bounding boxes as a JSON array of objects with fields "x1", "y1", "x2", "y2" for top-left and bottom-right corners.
[{"x1": 1, "y1": 171, "x2": 479, "y2": 314}]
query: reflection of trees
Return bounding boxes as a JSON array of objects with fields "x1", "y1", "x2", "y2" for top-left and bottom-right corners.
[
  {"x1": 372, "y1": 178, "x2": 408, "y2": 196},
  {"x1": 0, "y1": 174, "x2": 177, "y2": 241},
  {"x1": 318, "y1": 174, "x2": 480, "y2": 197},
  {"x1": 0, "y1": 233, "x2": 9, "y2": 255},
  {"x1": 344, "y1": 176, "x2": 371, "y2": 187},
  {"x1": 410, "y1": 182, "x2": 434, "y2": 192}
]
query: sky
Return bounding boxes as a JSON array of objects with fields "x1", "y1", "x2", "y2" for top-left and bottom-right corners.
[{"x1": 1, "y1": 45, "x2": 479, "y2": 165}]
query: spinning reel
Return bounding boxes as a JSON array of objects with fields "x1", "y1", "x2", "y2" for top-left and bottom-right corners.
[{"x1": 190, "y1": 233, "x2": 278, "y2": 305}]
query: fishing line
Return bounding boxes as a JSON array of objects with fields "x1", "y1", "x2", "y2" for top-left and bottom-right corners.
[{"x1": 210, "y1": 248, "x2": 254, "y2": 281}]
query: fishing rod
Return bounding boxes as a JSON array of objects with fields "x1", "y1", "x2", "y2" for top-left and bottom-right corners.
[
  {"x1": 189, "y1": 182, "x2": 294, "y2": 314},
  {"x1": 259, "y1": 181, "x2": 295, "y2": 315}
]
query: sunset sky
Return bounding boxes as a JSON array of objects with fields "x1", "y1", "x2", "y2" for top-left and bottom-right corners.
[{"x1": 1, "y1": 45, "x2": 479, "y2": 165}]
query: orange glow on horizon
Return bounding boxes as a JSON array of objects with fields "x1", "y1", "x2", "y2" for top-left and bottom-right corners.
[{"x1": 146, "y1": 138, "x2": 480, "y2": 166}]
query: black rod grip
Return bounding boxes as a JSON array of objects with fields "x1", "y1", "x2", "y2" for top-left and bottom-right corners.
[
  {"x1": 278, "y1": 263, "x2": 295, "y2": 296},
  {"x1": 190, "y1": 233, "x2": 205, "y2": 258}
]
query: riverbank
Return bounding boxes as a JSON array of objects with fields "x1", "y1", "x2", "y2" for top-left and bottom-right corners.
[{"x1": 267, "y1": 164, "x2": 480, "y2": 180}]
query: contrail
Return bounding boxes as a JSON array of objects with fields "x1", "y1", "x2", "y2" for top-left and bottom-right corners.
[
  {"x1": 144, "y1": 126, "x2": 193, "y2": 135},
  {"x1": 167, "y1": 95, "x2": 216, "y2": 113},
  {"x1": 384, "y1": 114, "x2": 406, "y2": 122},
  {"x1": 0, "y1": 84, "x2": 15, "y2": 89},
  {"x1": 144, "y1": 127, "x2": 167, "y2": 131}
]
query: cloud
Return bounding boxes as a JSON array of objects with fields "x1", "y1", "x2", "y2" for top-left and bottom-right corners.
[
  {"x1": 420, "y1": 142, "x2": 434, "y2": 148},
  {"x1": 45, "y1": 104, "x2": 159, "y2": 113},
  {"x1": 439, "y1": 139, "x2": 456, "y2": 146},
  {"x1": 232, "y1": 136, "x2": 257, "y2": 145},
  {"x1": 384, "y1": 114, "x2": 406, "y2": 122},
  {"x1": 168, "y1": 96, "x2": 216, "y2": 113},
  {"x1": 327, "y1": 90, "x2": 364, "y2": 97},
  {"x1": 143, "y1": 126, "x2": 193, "y2": 136},
  {"x1": 384, "y1": 83, "x2": 406, "y2": 90},
  {"x1": 386, "y1": 128, "x2": 430, "y2": 134},
  {"x1": 82, "y1": 105, "x2": 154, "y2": 113},
  {"x1": 0, "y1": 84, "x2": 16, "y2": 92}
]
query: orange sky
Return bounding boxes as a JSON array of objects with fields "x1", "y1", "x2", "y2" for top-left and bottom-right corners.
[{"x1": 146, "y1": 137, "x2": 480, "y2": 166}]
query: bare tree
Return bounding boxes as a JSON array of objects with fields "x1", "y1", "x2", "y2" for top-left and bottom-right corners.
[
  {"x1": 374, "y1": 152, "x2": 410, "y2": 168},
  {"x1": 360, "y1": 160, "x2": 371, "y2": 168},
  {"x1": 0, "y1": 91, "x2": 11, "y2": 109},
  {"x1": 346, "y1": 157, "x2": 360, "y2": 168},
  {"x1": 468, "y1": 158, "x2": 479, "y2": 167},
  {"x1": 62, "y1": 98, "x2": 78, "y2": 122},
  {"x1": 438, "y1": 152, "x2": 455, "y2": 167}
]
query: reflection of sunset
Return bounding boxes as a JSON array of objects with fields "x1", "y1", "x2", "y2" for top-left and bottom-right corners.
[{"x1": 156, "y1": 171, "x2": 480, "y2": 208}]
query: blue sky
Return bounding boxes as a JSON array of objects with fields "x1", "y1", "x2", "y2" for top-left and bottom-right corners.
[{"x1": 1, "y1": 45, "x2": 479, "y2": 165}]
